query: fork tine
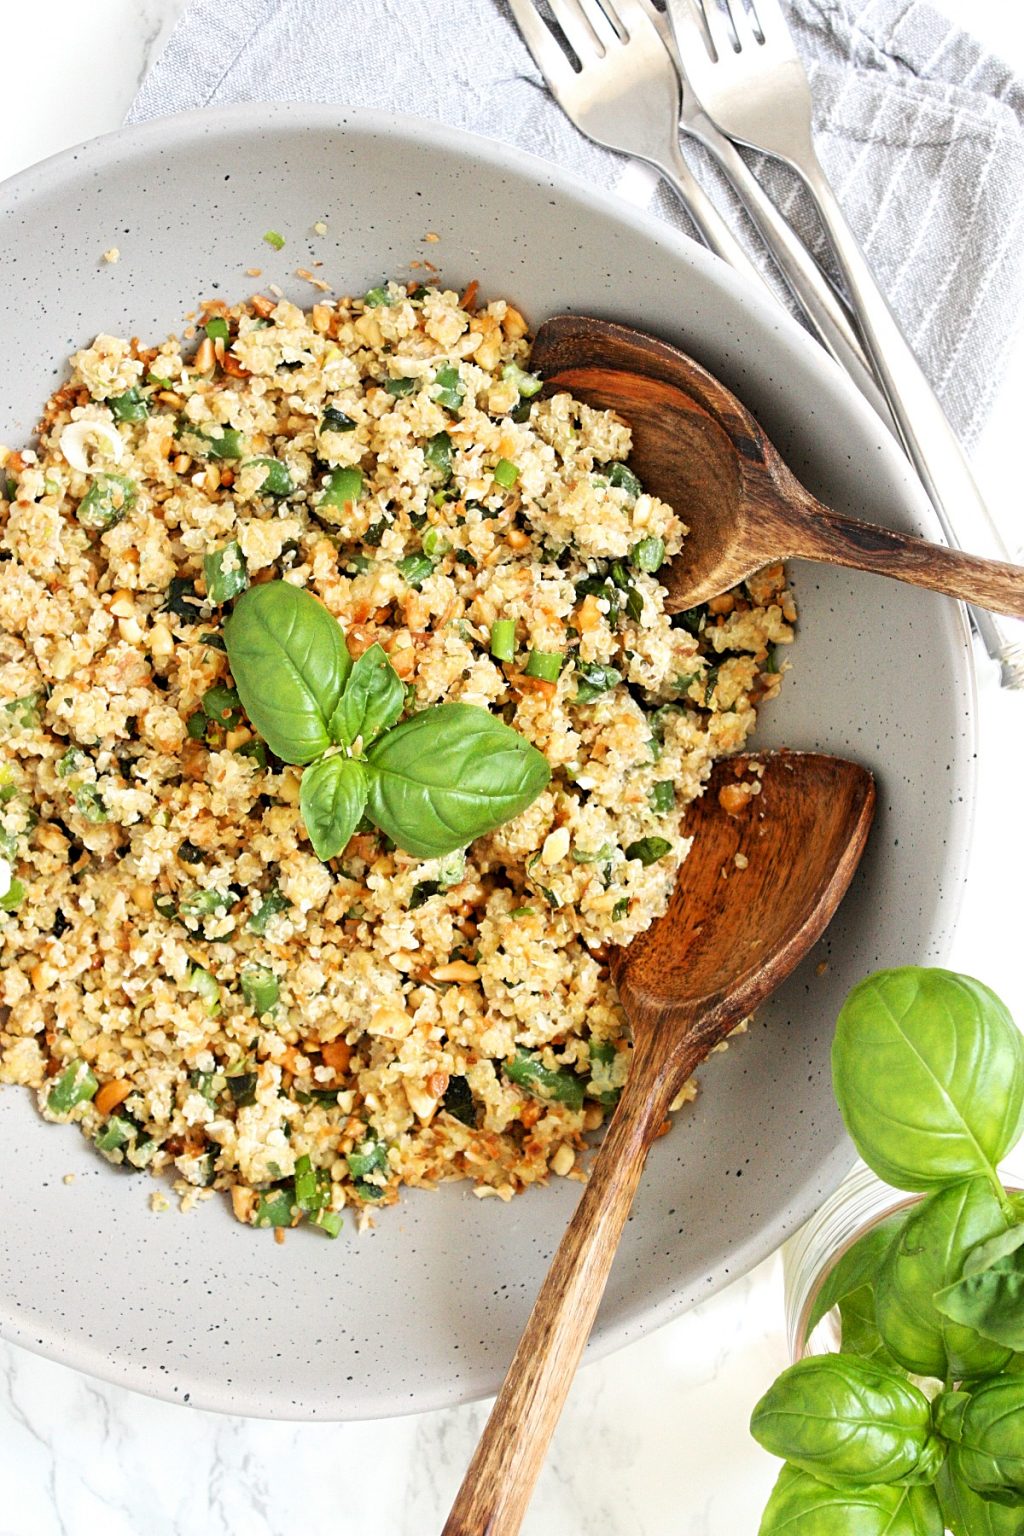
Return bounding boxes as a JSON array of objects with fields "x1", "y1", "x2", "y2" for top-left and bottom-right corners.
[
  {"x1": 723, "y1": 0, "x2": 758, "y2": 48},
  {"x1": 576, "y1": 0, "x2": 623, "y2": 47},
  {"x1": 603, "y1": 0, "x2": 658, "y2": 42},
  {"x1": 746, "y1": 0, "x2": 790, "y2": 41},
  {"x1": 546, "y1": 0, "x2": 605, "y2": 61},
  {"x1": 508, "y1": 0, "x2": 576, "y2": 86},
  {"x1": 663, "y1": 0, "x2": 715, "y2": 63},
  {"x1": 700, "y1": 0, "x2": 739, "y2": 59}
]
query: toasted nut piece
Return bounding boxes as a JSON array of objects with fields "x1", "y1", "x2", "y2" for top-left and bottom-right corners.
[
  {"x1": 505, "y1": 528, "x2": 530, "y2": 550},
  {"x1": 502, "y1": 306, "x2": 529, "y2": 340},
  {"x1": 550, "y1": 1144, "x2": 576, "y2": 1177},
  {"x1": 369, "y1": 1006, "x2": 413, "y2": 1041},
  {"x1": 250, "y1": 294, "x2": 276, "y2": 319},
  {"x1": 718, "y1": 784, "x2": 752, "y2": 817},
  {"x1": 193, "y1": 337, "x2": 215, "y2": 373},
  {"x1": 320, "y1": 1039, "x2": 351, "y2": 1073},
  {"x1": 108, "y1": 589, "x2": 135, "y2": 618},
  {"x1": 94, "y1": 1079, "x2": 132, "y2": 1118},
  {"x1": 132, "y1": 883, "x2": 154, "y2": 912},
  {"x1": 231, "y1": 1186, "x2": 256, "y2": 1223},
  {"x1": 31, "y1": 962, "x2": 58, "y2": 992},
  {"x1": 583, "y1": 1105, "x2": 604, "y2": 1131},
  {"x1": 431, "y1": 960, "x2": 480, "y2": 983}
]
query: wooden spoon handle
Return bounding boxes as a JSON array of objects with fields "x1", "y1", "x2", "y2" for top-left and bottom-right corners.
[
  {"x1": 789, "y1": 501, "x2": 1024, "y2": 618},
  {"x1": 441, "y1": 1070, "x2": 676, "y2": 1536}
]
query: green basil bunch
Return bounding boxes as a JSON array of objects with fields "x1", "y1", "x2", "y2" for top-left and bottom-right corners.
[
  {"x1": 754, "y1": 967, "x2": 1024, "y2": 1536},
  {"x1": 223, "y1": 581, "x2": 550, "y2": 860}
]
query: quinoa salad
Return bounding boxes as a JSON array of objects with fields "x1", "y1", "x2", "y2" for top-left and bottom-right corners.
[{"x1": 0, "y1": 279, "x2": 795, "y2": 1237}]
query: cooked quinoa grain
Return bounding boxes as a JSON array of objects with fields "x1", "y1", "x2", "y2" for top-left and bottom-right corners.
[{"x1": 0, "y1": 281, "x2": 794, "y2": 1235}]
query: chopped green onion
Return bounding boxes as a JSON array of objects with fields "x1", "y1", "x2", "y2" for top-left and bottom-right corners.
[
  {"x1": 241, "y1": 964, "x2": 280, "y2": 1016},
  {"x1": 319, "y1": 407, "x2": 356, "y2": 433},
  {"x1": 432, "y1": 365, "x2": 464, "y2": 412},
  {"x1": 573, "y1": 660, "x2": 621, "y2": 703},
  {"x1": 607, "y1": 462, "x2": 643, "y2": 499},
  {"x1": 188, "y1": 964, "x2": 221, "y2": 1016},
  {"x1": 363, "y1": 285, "x2": 392, "y2": 308},
  {"x1": 4, "y1": 692, "x2": 43, "y2": 729},
  {"x1": 763, "y1": 643, "x2": 779, "y2": 674},
  {"x1": 180, "y1": 424, "x2": 245, "y2": 461},
  {"x1": 490, "y1": 618, "x2": 516, "y2": 662},
  {"x1": 203, "y1": 540, "x2": 249, "y2": 604},
  {"x1": 293, "y1": 1153, "x2": 330, "y2": 1215},
  {"x1": 47, "y1": 1060, "x2": 99, "y2": 1115},
  {"x1": 263, "y1": 230, "x2": 286, "y2": 251},
  {"x1": 108, "y1": 387, "x2": 149, "y2": 422},
  {"x1": 504, "y1": 1048, "x2": 584, "y2": 1111},
  {"x1": 76, "y1": 474, "x2": 136, "y2": 531},
  {"x1": 311, "y1": 1207, "x2": 343, "y2": 1237},
  {"x1": 2, "y1": 474, "x2": 18, "y2": 500},
  {"x1": 396, "y1": 553, "x2": 434, "y2": 589},
  {"x1": 254, "y1": 1188, "x2": 294, "y2": 1228},
  {"x1": 422, "y1": 526, "x2": 451, "y2": 559},
  {"x1": 612, "y1": 896, "x2": 630, "y2": 921},
  {"x1": 248, "y1": 887, "x2": 290, "y2": 935},
  {"x1": 0, "y1": 877, "x2": 26, "y2": 913},
  {"x1": 572, "y1": 842, "x2": 616, "y2": 865},
  {"x1": 383, "y1": 377, "x2": 417, "y2": 398},
  {"x1": 624, "y1": 836, "x2": 672, "y2": 866},
  {"x1": 73, "y1": 784, "x2": 108, "y2": 824},
  {"x1": 347, "y1": 1130, "x2": 388, "y2": 1180},
  {"x1": 631, "y1": 536, "x2": 665, "y2": 573},
  {"x1": 204, "y1": 316, "x2": 230, "y2": 342},
  {"x1": 94, "y1": 1112, "x2": 136, "y2": 1155},
  {"x1": 319, "y1": 466, "x2": 363, "y2": 512},
  {"x1": 245, "y1": 456, "x2": 294, "y2": 498},
  {"x1": 648, "y1": 781, "x2": 676, "y2": 814},
  {"x1": 424, "y1": 431, "x2": 452, "y2": 479},
  {"x1": 524, "y1": 649, "x2": 563, "y2": 682},
  {"x1": 501, "y1": 361, "x2": 543, "y2": 398},
  {"x1": 493, "y1": 458, "x2": 519, "y2": 489},
  {"x1": 179, "y1": 888, "x2": 230, "y2": 920},
  {"x1": 201, "y1": 683, "x2": 242, "y2": 727}
]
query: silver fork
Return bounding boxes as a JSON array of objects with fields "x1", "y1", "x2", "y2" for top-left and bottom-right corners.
[
  {"x1": 508, "y1": 0, "x2": 884, "y2": 416},
  {"x1": 509, "y1": 0, "x2": 764, "y2": 285},
  {"x1": 666, "y1": 0, "x2": 1024, "y2": 686}
]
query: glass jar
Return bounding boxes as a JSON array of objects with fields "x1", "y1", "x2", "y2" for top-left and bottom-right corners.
[{"x1": 783, "y1": 1158, "x2": 1024, "y2": 1363}]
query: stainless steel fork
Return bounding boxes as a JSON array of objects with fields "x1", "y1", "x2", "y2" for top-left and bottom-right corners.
[
  {"x1": 508, "y1": 0, "x2": 885, "y2": 420},
  {"x1": 665, "y1": 0, "x2": 1024, "y2": 686}
]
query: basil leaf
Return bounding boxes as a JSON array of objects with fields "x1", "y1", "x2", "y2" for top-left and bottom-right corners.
[
  {"x1": 937, "y1": 1459, "x2": 1024, "y2": 1536},
  {"x1": 224, "y1": 581, "x2": 352, "y2": 765},
  {"x1": 757, "y1": 1464, "x2": 943, "y2": 1536},
  {"x1": 750, "y1": 1355, "x2": 944, "y2": 1489},
  {"x1": 875, "y1": 1178, "x2": 1014, "y2": 1380},
  {"x1": 300, "y1": 756, "x2": 367, "y2": 861},
  {"x1": 838, "y1": 1284, "x2": 904, "y2": 1370},
  {"x1": 504, "y1": 1047, "x2": 585, "y2": 1111},
  {"x1": 936, "y1": 1378, "x2": 1024, "y2": 1507},
  {"x1": 831, "y1": 968, "x2": 1024, "y2": 1193},
  {"x1": 363, "y1": 702, "x2": 550, "y2": 859},
  {"x1": 329, "y1": 643, "x2": 404, "y2": 749},
  {"x1": 808, "y1": 1217, "x2": 903, "y2": 1334},
  {"x1": 935, "y1": 1225, "x2": 1024, "y2": 1352}
]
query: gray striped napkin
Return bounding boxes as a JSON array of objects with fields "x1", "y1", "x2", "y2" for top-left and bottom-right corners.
[{"x1": 128, "y1": 0, "x2": 1024, "y2": 457}]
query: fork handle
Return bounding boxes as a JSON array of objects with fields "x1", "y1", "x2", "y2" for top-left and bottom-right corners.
[
  {"x1": 794, "y1": 147, "x2": 1024, "y2": 688},
  {"x1": 649, "y1": 135, "x2": 770, "y2": 293},
  {"x1": 685, "y1": 119, "x2": 894, "y2": 432}
]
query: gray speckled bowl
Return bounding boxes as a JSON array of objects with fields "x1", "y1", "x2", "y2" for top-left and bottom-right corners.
[{"x1": 0, "y1": 103, "x2": 975, "y2": 1420}]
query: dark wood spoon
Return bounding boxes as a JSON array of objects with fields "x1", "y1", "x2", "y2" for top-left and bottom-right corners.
[
  {"x1": 443, "y1": 750, "x2": 875, "y2": 1536},
  {"x1": 529, "y1": 315, "x2": 1024, "y2": 617}
]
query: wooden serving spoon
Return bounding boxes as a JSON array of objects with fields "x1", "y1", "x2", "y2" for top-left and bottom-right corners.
[
  {"x1": 443, "y1": 750, "x2": 875, "y2": 1536},
  {"x1": 529, "y1": 315, "x2": 1024, "y2": 618}
]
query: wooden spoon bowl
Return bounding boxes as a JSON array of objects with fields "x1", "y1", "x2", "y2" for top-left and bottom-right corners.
[
  {"x1": 530, "y1": 315, "x2": 1024, "y2": 617},
  {"x1": 443, "y1": 750, "x2": 875, "y2": 1536}
]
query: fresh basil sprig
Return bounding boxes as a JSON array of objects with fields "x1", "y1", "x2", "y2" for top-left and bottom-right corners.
[
  {"x1": 752, "y1": 968, "x2": 1024, "y2": 1536},
  {"x1": 223, "y1": 581, "x2": 550, "y2": 862}
]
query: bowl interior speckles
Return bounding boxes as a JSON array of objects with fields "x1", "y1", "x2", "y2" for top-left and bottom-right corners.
[{"x1": 0, "y1": 103, "x2": 975, "y2": 1420}]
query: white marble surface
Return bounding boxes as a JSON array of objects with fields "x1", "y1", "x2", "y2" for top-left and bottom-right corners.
[{"x1": 1, "y1": 4, "x2": 1022, "y2": 1533}]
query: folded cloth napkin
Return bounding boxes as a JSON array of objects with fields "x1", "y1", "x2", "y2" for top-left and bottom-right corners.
[{"x1": 129, "y1": 0, "x2": 1024, "y2": 454}]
